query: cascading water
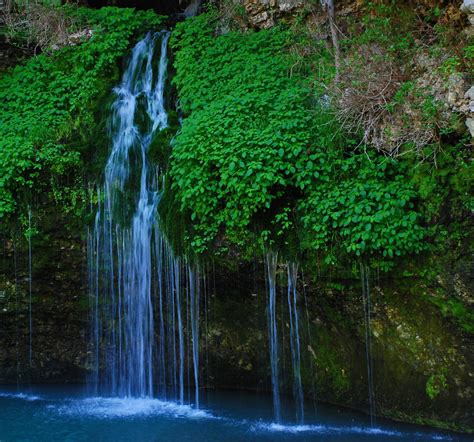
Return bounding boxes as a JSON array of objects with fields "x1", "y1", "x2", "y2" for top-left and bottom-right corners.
[
  {"x1": 88, "y1": 31, "x2": 201, "y2": 404},
  {"x1": 174, "y1": 258, "x2": 185, "y2": 404},
  {"x1": 360, "y1": 262, "x2": 376, "y2": 425},
  {"x1": 287, "y1": 263, "x2": 304, "y2": 423},
  {"x1": 13, "y1": 238, "x2": 20, "y2": 385},
  {"x1": 265, "y1": 255, "x2": 307, "y2": 424},
  {"x1": 188, "y1": 267, "x2": 200, "y2": 408},
  {"x1": 265, "y1": 252, "x2": 281, "y2": 422},
  {"x1": 27, "y1": 207, "x2": 33, "y2": 369},
  {"x1": 302, "y1": 270, "x2": 318, "y2": 413}
]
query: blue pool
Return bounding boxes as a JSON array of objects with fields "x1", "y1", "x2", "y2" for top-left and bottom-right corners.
[{"x1": 0, "y1": 386, "x2": 469, "y2": 441}]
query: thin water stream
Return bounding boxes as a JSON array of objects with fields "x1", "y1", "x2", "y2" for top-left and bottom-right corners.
[
  {"x1": 265, "y1": 252, "x2": 281, "y2": 422},
  {"x1": 360, "y1": 263, "x2": 376, "y2": 426},
  {"x1": 287, "y1": 263, "x2": 304, "y2": 423},
  {"x1": 27, "y1": 207, "x2": 32, "y2": 369}
]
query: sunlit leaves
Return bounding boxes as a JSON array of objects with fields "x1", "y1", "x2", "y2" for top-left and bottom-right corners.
[
  {"x1": 170, "y1": 13, "x2": 311, "y2": 252},
  {"x1": 168, "y1": 12, "x2": 426, "y2": 261},
  {"x1": 0, "y1": 6, "x2": 163, "y2": 219},
  {"x1": 299, "y1": 156, "x2": 425, "y2": 258}
]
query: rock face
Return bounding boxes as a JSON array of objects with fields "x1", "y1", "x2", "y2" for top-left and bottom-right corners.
[
  {"x1": 183, "y1": 0, "x2": 202, "y2": 18},
  {"x1": 0, "y1": 214, "x2": 88, "y2": 384},
  {"x1": 460, "y1": 2, "x2": 474, "y2": 137},
  {"x1": 204, "y1": 266, "x2": 474, "y2": 432},
  {"x1": 0, "y1": 36, "x2": 28, "y2": 71},
  {"x1": 242, "y1": 0, "x2": 304, "y2": 28},
  {"x1": 238, "y1": 0, "x2": 363, "y2": 29},
  {"x1": 461, "y1": 0, "x2": 474, "y2": 14},
  {"x1": 1, "y1": 230, "x2": 473, "y2": 431}
]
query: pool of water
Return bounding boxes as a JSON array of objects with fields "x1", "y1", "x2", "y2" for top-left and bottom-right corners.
[{"x1": 0, "y1": 385, "x2": 469, "y2": 441}]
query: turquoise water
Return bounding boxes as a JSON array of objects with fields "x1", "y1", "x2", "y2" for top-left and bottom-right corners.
[{"x1": 0, "y1": 386, "x2": 468, "y2": 441}]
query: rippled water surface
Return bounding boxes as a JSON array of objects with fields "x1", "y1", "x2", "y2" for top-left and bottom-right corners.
[{"x1": 0, "y1": 386, "x2": 469, "y2": 441}]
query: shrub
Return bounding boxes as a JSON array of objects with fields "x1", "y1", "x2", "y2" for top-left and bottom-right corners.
[
  {"x1": 168, "y1": 12, "x2": 427, "y2": 263},
  {"x1": 0, "y1": 6, "x2": 163, "y2": 221}
]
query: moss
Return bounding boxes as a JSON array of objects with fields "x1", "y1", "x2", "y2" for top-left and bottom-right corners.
[
  {"x1": 426, "y1": 373, "x2": 448, "y2": 400},
  {"x1": 308, "y1": 334, "x2": 351, "y2": 398},
  {"x1": 148, "y1": 109, "x2": 180, "y2": 168},
  {"x1": 424, "y1": 295, "x2": 474, "y2": 335},
  {"x1": 386, "y1": 410, "x2": 473, "y2": 434}
]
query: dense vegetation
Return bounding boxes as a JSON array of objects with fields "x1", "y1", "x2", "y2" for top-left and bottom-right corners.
[
  {"x1": 2, "y1": 1, "x2": 469, "y2": 270},
  {"x1": 1, "y1": 2, "x2": 470, "y2": 271},
  {"x1": 0, "y1": 6, "x2": 163, "y2": 225},
  {"x1": 0, "y1": 2, "x2": 469, "y2": 267},
  {"x1": 167, "y1": 11, "x2": 430, "y2": 265},
  {"x1": 0, "y1": 0, "x2": 472, "y2": 432}
]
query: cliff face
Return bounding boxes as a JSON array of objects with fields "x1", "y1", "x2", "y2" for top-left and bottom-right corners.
[
  {"x1": 201, "y1": 262, "x2": 474, "y2": 432},
  {"x1": 223, "y1": 0, "x2": 473, "y2": 140},
  {"x1": 1, "y1": 241, "x2": 473, "y2": 430},
  {"x1": 0, "y1": 213, "x2": 88, "y2": 384}
]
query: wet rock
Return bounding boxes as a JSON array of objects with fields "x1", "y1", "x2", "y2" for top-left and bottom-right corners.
[
  {"x1": 466, "y1": 118, "x2": 474, "y2": 137},
  {"x1": 68, "y1": 29, "x2": 93, "y2": 45},
  {"x1": 461, "y1": 0, "x2": 474, "y2": 14},
  {"x1": 182, "y1": 0, "x2": 202, "y2": 17},
  {"x1": 243, "y1": 0, "x2": 304, "y2": 29}
]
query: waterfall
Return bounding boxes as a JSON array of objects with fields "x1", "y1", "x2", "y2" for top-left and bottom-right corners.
[
  {"x1": 360, "y1": 263, "x2": 376, "y2": 425},
  {"x1": 91, "y1": 30, "x2": 170, "y2": 398},
  {"x1": 13, "y1": 237, "x2": 20, "y2": 385},
  {"x1": 175, "y1": 259, "x2": 185, "y2": 404},
  {"x1": 287, "y1": 263, "x2": 304, "y2": 422},
  {"x1": 265, "y1": 252, "x2": 280, "y2": 422},
  {"x1": 265, "y1": 255, "x2": 307, "y2": 423},
  {"x1": 88, "y1": 31, "x2": 201, "y2": 405},
  {"x1": 154, "y1": 229, "x2": 167, "y2": 396},
  {"x1": 27, "y1": 207, "x2": 32, "y2": 369},
  {"x1": 189, "y1": 267, "x2": 200, "y2": 409},
  {"x1": 301, "y1": 270, "x2": 318, "y2": 413}
]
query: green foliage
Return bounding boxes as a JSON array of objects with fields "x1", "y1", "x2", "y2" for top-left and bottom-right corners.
[
  {"x1": 347, "y1": 1, "x2": 415, "y2": 55},
  {"x1": 299, "y1": 155, "x2": 425, "y2": 260},
  {"x1": 0, "y1": 6, "x2": 163, "y2": 221},
  {"x1": 410, "y1": 140, "x2": 473, "y2": 237},
  {"x1": 170, "y1": 13, "x2": 312, "y2": 252},
  {"x1": 426, "y1": 295, "x2": 474, "y2": 335},
  {"x1": 438, "y1": 56, "x2": 462, "y2": 76},
  {"x1": 463, "y1": 44, "x2": 474, "y2": 65},
  {"x1": 168, "y1": 13, "x2": 426, "y2": 263},
  {"x1": 385, "y1": 81, "x2": 415, "y2": 113},
  {"x1": 426, "y1": 373, "x2": 447, "y2": 400}
]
